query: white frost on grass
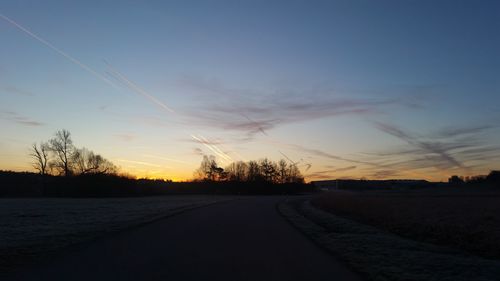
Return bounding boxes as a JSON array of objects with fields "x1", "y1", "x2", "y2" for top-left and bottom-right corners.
[
  {"x1": 279, "y1": 199, "x2": 500, "y2": 281},
  {"x1": 0, "y1": 196, "x2": 230, "y2": 271}
]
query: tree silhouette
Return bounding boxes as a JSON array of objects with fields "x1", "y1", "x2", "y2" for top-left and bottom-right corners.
[
  {"x1": 29, "y1": 142, "x2": 50, "y2": 175},
  {"x1": 260, "y1": 158, "x2": 277, "y2": 183},
  {"x1": 198, "y1": 156, "x2": 304, "y2": 184},
  {"x1": 195, "y1": 155, "x2": 225, "y2": 181},
  {"x1": 277, "y1": 159, "x2": 288, "y2": 184},
  {"x1": 49, "y1": 129, "x2": 75, "y2": 176},
  {"x1": 72, "y1": 147, "x2": 117, "y2": 175},
  {"x1": 247, "y1": 160, "x2": 262, "y2": 182},
  {"x1": 225, "y1": 161, "x2": 247, "y2": 182}
]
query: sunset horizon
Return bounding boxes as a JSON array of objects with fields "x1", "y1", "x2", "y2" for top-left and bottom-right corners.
[{"x1": 2, "y1": 1, "x2": 499, "y2": 182}]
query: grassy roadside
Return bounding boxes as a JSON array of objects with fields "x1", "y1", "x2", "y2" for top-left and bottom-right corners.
[
  {"x1": 311, "y1": 190, "x2": 500, "y2": 259},
  {"x1": 278, "y1": 198, "x2": 500, "y2": 281}
]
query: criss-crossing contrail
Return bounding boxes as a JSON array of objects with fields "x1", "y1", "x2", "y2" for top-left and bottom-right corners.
[
  {"x1": 106, "y1": 62, "x2": 233, "y2": 162},
  {"x1": 1, "y1": 12, "x2": 319, "y2": 173},
  {"x1": 104, "y1": 61, "x2": 236, "y2": 162},
  {"x1": 1, "y1": 13, "x2": 238, "y2": 166},
  {"x1": 0, "y1": 13, "x2": 118, "y2": 89},
  {"x1": 241, "y1": 113, "x2": 267, "y2": 136}
]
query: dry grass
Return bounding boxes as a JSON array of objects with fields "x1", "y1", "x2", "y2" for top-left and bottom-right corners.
[
  {"x1": 311, "y1": 189, "x2": 500, "y2": 259},
  {"x1": 279, "y1": 199, "x2": 500, "y2": 281}
]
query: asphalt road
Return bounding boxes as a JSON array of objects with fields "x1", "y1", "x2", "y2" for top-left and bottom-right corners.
[{"x1": 9, "y1": 196, "x2": 361, "y2": 281}]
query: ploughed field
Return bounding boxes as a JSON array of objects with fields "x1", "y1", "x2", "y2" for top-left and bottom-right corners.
[
  {"x1": 312, "y1": 188, "x2": 500, "y2": 259},
  {"x1": 0, "y1": 196, "x2": 230, "y2": 273}
]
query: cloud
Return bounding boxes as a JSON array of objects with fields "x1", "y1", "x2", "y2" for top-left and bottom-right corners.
[
  {"x1": 142, "y1": 154, "x2": 191, "y2": 165},
  {"x1": 178, "y1": 77, "x2": 415, "y2": 139},
  {"x1": 437, "y1": 125, "x2": 496, "y2": 138},
  {"x1": 288, "y1": 143, "x2": 379, "y2": 167},
  {"x1": 114, "y1": 159, "x2": 166, "y2": 168},
  {"x1": 367, "y1": 121, "x2": 500, "y2": 178},
  {"x1": 113, "y1": 134, "x2": 136, "y2": 142},
  {"x1": 193, "y1": 147, "x2": 204, "y2": 156},
  {"x1": 335, "y1": 166, "x2": 357, "y2": 172},
  {"x1": 2, "y1": 86, "x2": 34, "y2": 96},
  {"x1": 305, "y1": 166, "x2": 357, "y2": 179},
  {"x1": 0, "y1": 111, "x2": 44, "y2": 126},
  {"x1": 373, "y1": 121, "x2": 466, "y2": 169},
  {"x1": 371, "y1": 170, "x2": 400, "y2": 179}
]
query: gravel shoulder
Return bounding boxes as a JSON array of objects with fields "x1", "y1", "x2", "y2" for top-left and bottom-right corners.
[{"x1": 278, "y1": 198, "x2": 500, "y2": 281}]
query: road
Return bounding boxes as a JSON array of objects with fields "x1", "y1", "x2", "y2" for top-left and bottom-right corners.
[{"x1": 8, "y1": 196, "x2": 361, "y2": 281}]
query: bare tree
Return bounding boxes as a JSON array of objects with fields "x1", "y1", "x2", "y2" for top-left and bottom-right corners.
[
  {"x1": 287, "y1": 163, "x2": 304, "y2": 184},
  {"x1": 195, "y1": 155, "x2": 220, "y2": 181},
  {"x1": 247, "y1": 160, "x2": 262, "y2": 182},
  {"x1": 29, "y1": 142, "x2": 50, "y2": 175},
  {"x1": 49, "y1": 129, "x2": 74, "y2": 176},
  {"x1": 226, "y1": 161, "x2": 248, "y2": 182},
  {"x1": 72, "y1": 147, "x2": 117, "y2": 175},
  {"x1": 260, "y1": 158, "x2": 277, "y2": 183},
  {"x1": 277, "y1": 159, "x2": 288, "y2": 184}
]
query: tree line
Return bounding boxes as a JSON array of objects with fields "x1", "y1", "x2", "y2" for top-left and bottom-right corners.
[
  {"x1": 30, "y1": 129, "x2": 117, "y2": 176},
  {"x1": 194, "y1": 155, "x2": 304, "y2": 184},
  {"x1": 448, "y1": 171, "x2": 500, "y2": 186}
]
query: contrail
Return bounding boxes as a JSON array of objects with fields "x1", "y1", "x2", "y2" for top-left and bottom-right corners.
[
  {"x1": 1, "y1": 12, "x2": 314, "y2": 171},
  {"x1": 279, "y1": 150, "x2": 299, "y2": 165},
  {"x1": 198, "y1": 135, "x2": 232, "y2": 162},
  {"x1": 0, "y1": 13, "x2": 118, "y2": 89},
  {"x1": 191, "y1": 134, "x2": 232, "y2": 162},
  {"x1": 106, "y1": 62, "x2": 236, "y2": 163},
  {"x1": 241, "y1": 113, "x2": 267, "y2": 136},
  {"x1": 1, "y1": 12, "x2": 239, "y2": 167},
  {"x1": 105, "y1": 61, "x2": 176, "y2": 113}
]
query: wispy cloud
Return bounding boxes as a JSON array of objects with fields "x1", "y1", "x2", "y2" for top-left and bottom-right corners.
[
  {"x1": 371, "y1": 170, "x2": 400, "y2": 179},
  {"x1": 0, "y1": 111, "x2": 44, "y2": 126},
  {"x1": 178, "y1": 77, "x2": 413, "y2": 139},
  {"x1": 114, "y1": 159, "x2": 166, "y2": 168},
  {"x1": 335, "y1": 166, "x2": 357, "y2": 172},
  {"x1": 368, "y1": 122, "x2": 500, "y2": 177},
  {"x1": 373, "y1": 121, "x2": 466, "y2": 169},
  {"x1": 113, "y1": 134, "x2": 136, "y2": 142},
  {"x1": 2, "y1": 85, "x2": 34, "y2": 96},
  {"x1": 437, "y1": 125, "x2": 496, "y2": 138},
  {"x1": 193, "y1": 147, "x2": 204, "y2": 156},
  {"x1": 283, "y1": 142, "x2": 379, "y2": 167},
  {"x1": 142, "y1": 154, "x2": 191, "y2": 165},
  {"x1": 305, "y1": 166, "x2": 357, "y2": 179}
]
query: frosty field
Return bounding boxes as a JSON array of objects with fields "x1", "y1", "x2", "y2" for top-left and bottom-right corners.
[
  {"x1": 312, "y1": 189, "x2": 500, "y2": 259},
  {"x1": 0, "y1": 196, "x2": 231, "y2": 272}
]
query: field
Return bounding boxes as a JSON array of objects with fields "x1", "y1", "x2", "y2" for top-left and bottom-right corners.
[
  {"x1": 0, "y1": 196, "x2": 231, "y2": 273},
  {"x1": 311, "y1": 188, "x2": 500, "y2": 259}
]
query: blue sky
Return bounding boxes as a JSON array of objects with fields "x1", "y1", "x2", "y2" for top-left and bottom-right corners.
[{"x1": 1, "y1": 0, "x2": 499, "y2": 181}]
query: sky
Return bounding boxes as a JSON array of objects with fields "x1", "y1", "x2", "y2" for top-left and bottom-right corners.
[{"x1": 1, "y1": 0, "x2": 499, "y2": 182}]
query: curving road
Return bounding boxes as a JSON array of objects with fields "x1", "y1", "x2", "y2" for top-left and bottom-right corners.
[{"x1": 9, "y1": 196, "x2": 361, "y2": 281}]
